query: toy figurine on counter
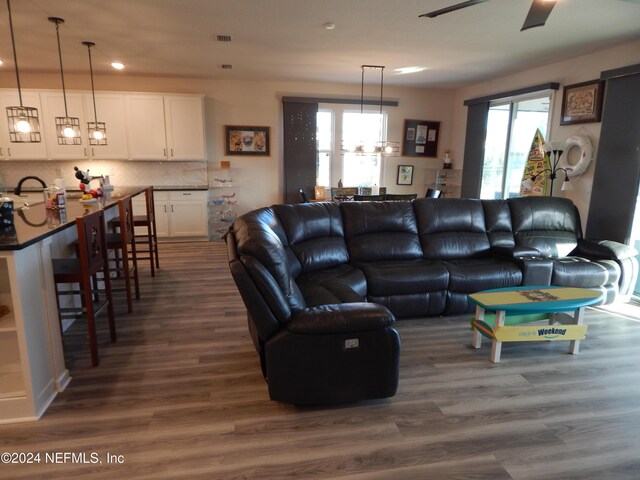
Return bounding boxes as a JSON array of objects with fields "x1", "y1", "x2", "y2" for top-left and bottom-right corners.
[{"x1": 74, "y1": 166, "x2": 103, "y2": 200}]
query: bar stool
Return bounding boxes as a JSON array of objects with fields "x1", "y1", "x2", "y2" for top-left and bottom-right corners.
[
  {"x1": 106, "y1": 196, "x2": 140, "y2": 313},
  {"x1": 52, "y1": 209, "x2": 115, "y2": 367},
  {"x1": 133, "y1": 187, "x2": 159, "y2": 276}
]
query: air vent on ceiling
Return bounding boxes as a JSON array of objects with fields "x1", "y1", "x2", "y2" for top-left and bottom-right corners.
[
  {"x1": 220, "y1": 64, "x2": 233, "y2": 70},
  {"x1": 216, "y1": 35, "x2": 232, "y2": 43}
]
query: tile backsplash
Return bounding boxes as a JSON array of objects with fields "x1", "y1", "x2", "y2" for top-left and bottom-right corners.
[{"x1": 0, "y1": 160, "x2": 208, "y2": 191}]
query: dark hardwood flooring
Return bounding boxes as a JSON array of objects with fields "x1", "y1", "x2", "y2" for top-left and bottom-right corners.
[{"x1": 1, "y1": 242, "x2": 640, "y2": 479}]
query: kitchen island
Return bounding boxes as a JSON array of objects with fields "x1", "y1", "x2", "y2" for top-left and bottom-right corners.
[{"x1": 0, "y1": 187, "x2": 146, "y2": 423}]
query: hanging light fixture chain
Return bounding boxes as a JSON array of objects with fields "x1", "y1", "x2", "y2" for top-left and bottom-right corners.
[
  {"x1": 360, "y1": 66, "x2": 365, "y2": 115},
  {"x1": 7, "y1": 0, "x2": 24, "y2": 107},
  {"x1": 379, "y1": 67, "x2": 384, "y2": 116},
  {"x1": 85, "y1": 42, "x2": 99, "y2": 123},
  {"x1": 50, "y1": 17, "x2": 69, "y2": 118}
]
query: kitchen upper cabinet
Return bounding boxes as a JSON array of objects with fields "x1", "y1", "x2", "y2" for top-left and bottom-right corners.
[
  {"x1": 0, "y1": 92, "x2": 48, "y2": 160},
  {"x1": 124, "y1": 95, "x2": 168, "y2": 160},
  {"x1": 125, "y1": 94, "x2": 205, "y2": 161},
  {"x1": 40, "y1": 92, "x2": 88, "y2": 160},
  {"x1": 0, "y1": 89, "x2": 206, "y2": 162},
  {"x1": 82, "y1": 93, "x2": 129, "y2": 160},
  {"x1": 164, "y1": 96, "x2": 205, "y2": 160}
]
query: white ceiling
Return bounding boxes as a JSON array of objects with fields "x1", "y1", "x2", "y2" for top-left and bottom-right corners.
[{"x1": 2, "y1": 0, "x2": 640, "y2": 88}]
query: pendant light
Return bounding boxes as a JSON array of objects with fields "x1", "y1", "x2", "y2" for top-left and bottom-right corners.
[
  {"x1": 341, "y1": 65, "x2": 398, "y2": 157},
  {"x1": 49, "y1": 17, "x2": 81, "y2": 145},
  {"x1": 5, "y1": 0, "x2": 41, "y2": 143},
  {"x1": 83, "y1": 41, "x2": 107, "y2": 145}
]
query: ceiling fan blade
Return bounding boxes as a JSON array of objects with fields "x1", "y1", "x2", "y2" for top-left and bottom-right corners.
[
  {"x1": 521, "y1": 0, "x2": 557, "y2": 31},
  {"x1": 419, "y1": 0, "x2": 490, "y2": 19}
]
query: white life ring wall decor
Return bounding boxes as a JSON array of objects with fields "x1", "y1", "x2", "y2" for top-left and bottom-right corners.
[{"x1": 560, "y1": 134, "x2": 594, "y2": 177}]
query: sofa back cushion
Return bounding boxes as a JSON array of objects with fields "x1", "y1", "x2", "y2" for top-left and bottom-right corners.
[
  {"x1": 273, "y1": 203, "x2": 349, "y2": 273},
  {"x1": 482, "y1": 199, "x2": 515, "y2": 248},
  {"x1": 414, "y1": 198, "x2": 491, "y2": 259},
  {"x1": 232, "y1": 208, "x2": 305, "y2": 311},
  {"x1": 340, "y1": 201, "x2": 423, "y2": 262},
  {"x1": 508, "y1": 196, "x2": 581, "y2": 258}
]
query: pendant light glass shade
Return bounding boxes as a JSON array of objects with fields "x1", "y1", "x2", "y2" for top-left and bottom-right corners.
[
  {"x1": 49, "y1": 17, "x2": 81, "y2": 145},
  {"x1": 5, "y1": 0, "x2": 41, "y2": 143},
  {"x1": 83, "y1": 41, "x2": 107, "y2": 145}
]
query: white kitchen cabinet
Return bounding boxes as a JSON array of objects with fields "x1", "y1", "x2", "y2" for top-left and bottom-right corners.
[
  {"x1": 139, "y1": 190, "x2": 207, "y2": 238},
  {"x1": 0, "y1": 242, "x2": 69, "y2": 423},
  {"x1": 124, "y1": 94, "x2": 168, "y2": 160},
  {"x1": 40, "y1": 92, "x2": 88, "y2": 160},
  {"x1": 0, "y1": 92, "x2": 49, "y2": 160},
  {"x1": 82, "y1": 93, "x2": 129, "y2": 160},
  {"x1": 163, "y1": 96, "x2": 205, "y2": 160},
  {"x1": 125, "y1": 94, "x2": 205, "y2": 161}
]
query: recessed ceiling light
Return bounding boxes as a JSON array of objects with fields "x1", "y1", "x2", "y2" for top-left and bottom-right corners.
[
  {"x1": 323, "y1": 22, "x2": 336, "y2": 30},
  {"x1": 0, "y1": 60, "x2": 3, "y2": 66},
  {"x1": 394, "y1": 66, "x2": 426, "y2": 75},
  {"x1": 111, "y1": 62, "x2": 125, "y2": 70}
]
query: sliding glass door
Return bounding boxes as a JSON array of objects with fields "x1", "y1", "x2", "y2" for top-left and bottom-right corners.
[{"x1": 480, "y1": 95, "x2": 552, "y2": 199}]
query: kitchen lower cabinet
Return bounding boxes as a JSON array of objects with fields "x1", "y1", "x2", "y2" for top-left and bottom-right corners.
[
  {"x1": 135, "y1": 190, "x2": 208, "y2": 239},
  {"x1": 0, "y1": 241, "x2": 70, "y2": 423}
]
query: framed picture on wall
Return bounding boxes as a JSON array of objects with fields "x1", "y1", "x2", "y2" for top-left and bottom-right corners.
[
  {"x1": 397, "y1": 165, "x2": 414, "y2": 185},
  {"x1": 560, "y1": 80, "x2": 605, "y2": 125},
  {"x1": 401, "y1": 119, "x2": 440, "y2": 157},
  {"x1": 225, "y1": 125, "x2": 271, "y2": 155}
]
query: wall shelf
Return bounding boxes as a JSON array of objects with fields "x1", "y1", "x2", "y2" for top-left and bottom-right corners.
[{"x1": 424, "y1": 168, "x2": 462, "y2": 198}]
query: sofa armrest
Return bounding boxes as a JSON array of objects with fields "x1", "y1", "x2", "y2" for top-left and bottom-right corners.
[
  {"x1": 575, "y1": 239, "x2": 638, "y2": 261},
  {"x1": 491, "y1": 245, "x2": 542, "y2": 258},
  {"x1": 286, "y1": 303, "x2": 394, "y2": 335}
]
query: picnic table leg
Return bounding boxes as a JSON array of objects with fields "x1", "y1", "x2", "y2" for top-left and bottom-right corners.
[
  {"x1": 569, "y1": 306, "x2": 585, "y2": 354},
  {"x1": 490, "y1": 309, "x2": 506, "y2": 363},
  {"x1": 472, "y1": 305, "x2": 484, "y2": 349}
]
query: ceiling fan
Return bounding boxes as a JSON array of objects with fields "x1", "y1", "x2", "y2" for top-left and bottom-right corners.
[{"x1": 419, "y1": 0, "x2": 557, "y2": 31}]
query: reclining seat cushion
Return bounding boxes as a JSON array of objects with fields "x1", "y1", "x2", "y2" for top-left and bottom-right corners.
[
  {"x1": 296, "y1": 264, "x2": 367, "y2": 307},
  {"x1": 273, "y1": 203, "x2": 349, "y2": 273},
  {"x1": 357, "y1": 259, "x2": 448, "y2": 297},
  {"x1": 357, "y1": 259, "x2": 449, "y2": 318},
  {"x1": 551, "y1": 257, "x2": 620, "y2": 288},
  {"x1": 413, "y1": 198, "x2": 492, "y2": 259},
  {"x1": 341, "y1": 201, "x2": 446, "y2": 317},
  {"x1": 508, "y1": 196, "x2": 581, "y2": 258},
  {"x1": 482, "y1": 199, "x2": 516, "y2": 248},
  {"x1": 414, "y1": 198, "x2": 522, "y2": 314},
  {"x1": 340, "y1": 201, "x2": 423, "y2": 262},
  {"x1": 273, "y1": 203, "x2": 363, "y2": 308},
  {"x1": 233, "y1": 208, "x2": 306, "y2": 312},
  {"x1": 444, "y1": 258, "x2": 522, "y2": 292}
]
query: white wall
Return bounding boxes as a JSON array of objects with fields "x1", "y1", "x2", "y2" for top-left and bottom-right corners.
[
  {"x1": 0, "y1": 73, "x2": 455, "y2": 215},
  {"x1": 450, "y1": 38, "x2": 640, "y2": 226}
]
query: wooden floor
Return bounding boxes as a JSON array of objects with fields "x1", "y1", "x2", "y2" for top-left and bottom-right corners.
[{"x1": 2, "y1": 242, "x2": 640, "y2": 479}]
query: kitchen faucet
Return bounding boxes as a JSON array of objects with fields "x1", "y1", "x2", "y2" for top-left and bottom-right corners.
[{"x1": 14, "y1": 176, "x2": 47, "y2": 196}]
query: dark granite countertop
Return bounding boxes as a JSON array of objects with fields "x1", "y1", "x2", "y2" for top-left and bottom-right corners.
[
  {"x1": 0, "y1": 186, "x2": 147, "y2": 251},
  {"x1": 153, "y1": 185, "x2": 209, "y2": 191}
]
